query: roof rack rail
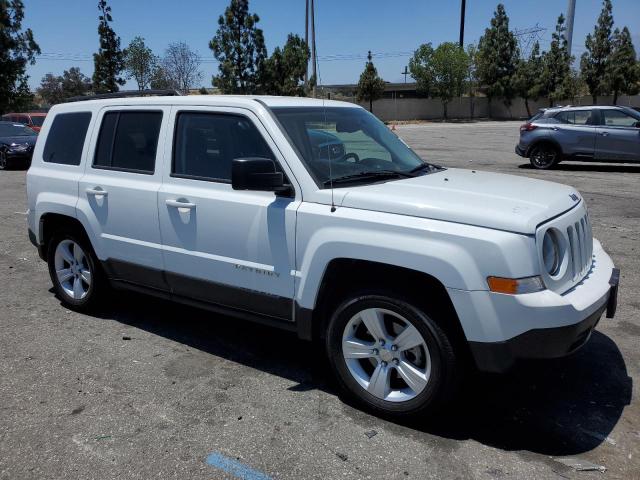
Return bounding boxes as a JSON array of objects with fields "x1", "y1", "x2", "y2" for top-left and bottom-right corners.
[{"x1": 65, "y1": 89, "x2": 182, "y2": 103}]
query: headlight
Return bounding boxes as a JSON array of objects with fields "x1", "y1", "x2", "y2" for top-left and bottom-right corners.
[
  {"x1": 542, "y1": 229, "x2": 561, "y2": 276},
  {"x1": 8, "y1": 143, "x2": 29, "y2": 152}
]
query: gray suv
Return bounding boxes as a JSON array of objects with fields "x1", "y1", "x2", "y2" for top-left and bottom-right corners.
[{"x1": 516, "y1": 105, "x2": 640, "y2": 169}]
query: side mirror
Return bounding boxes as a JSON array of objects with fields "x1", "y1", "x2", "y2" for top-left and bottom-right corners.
[
  {"x1": 634, "y1": 121, "x2": 640, "y2": 128},
  {"x1": 231, "y1": 157, "x2": 288, "y2": 193}
]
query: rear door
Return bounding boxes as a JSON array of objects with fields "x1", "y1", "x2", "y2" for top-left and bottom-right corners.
[
  {"x1": 595, "y1": 109, "x2": 640, "y2": 162},
  {"x1": 77, "y1": 107, "x2": 170, "y2": 289},
  {"x1": 157, "y1": 106, "x2": 299, "y2": 320},
  {"x1": 552, "y1": 109, "x2": 597, "y2": 158}
]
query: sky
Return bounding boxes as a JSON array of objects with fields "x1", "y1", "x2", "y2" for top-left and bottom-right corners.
[{"x1": 21, "y1": 0, "x2": 640, "y2": 90}]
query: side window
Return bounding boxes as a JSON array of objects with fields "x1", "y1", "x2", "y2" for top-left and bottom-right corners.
[
  {"x1": 555, "y1": 110, "x2": 593, "y2": 125},
  {"x1": 43, "y1": 112, "x2": 92, "y2": 165},
  {"x1": 602, "y1": 110, "x2": 637, "y2": 127},
  {"x1": 172, "y1": 112, "x2": 275, "y2": 182},
  {"x1": 93, "y1": 111, "x2": 162, "y2": 174}
]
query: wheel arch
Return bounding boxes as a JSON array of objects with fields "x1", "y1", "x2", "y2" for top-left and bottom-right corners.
[
  {"x1": 527, "y1": 138, "x2": 563, "y2": 157},
  {"x1": 39, "y1": 212, "x2": 92, "y2": 261},
  {"x1": 301, "y1": 258, "x2": 469, "y2": 356}
]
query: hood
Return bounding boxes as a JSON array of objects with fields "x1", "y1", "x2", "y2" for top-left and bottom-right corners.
[
  {"x1": 1, "y1": 135, "x2": 37, "y2": 147},
  {"x1": 340, "y1": 168, "x2": 582, "y2": 234}
]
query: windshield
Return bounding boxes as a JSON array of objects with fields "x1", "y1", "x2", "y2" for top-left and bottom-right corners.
[
  {"x1": 0, "y1": 123, "x2": 37, "y2": 137},
  {"x1": 272, "y1": 107, "x2": 436, "y2": 187},
  {"x1": 30, "y1": 116, "x2": 45, "y2": 127}
]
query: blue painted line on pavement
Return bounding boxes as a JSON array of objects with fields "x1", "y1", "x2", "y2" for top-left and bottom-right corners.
[{"x1": 206, "y1": 452, "x2": 273, "y2": 480}]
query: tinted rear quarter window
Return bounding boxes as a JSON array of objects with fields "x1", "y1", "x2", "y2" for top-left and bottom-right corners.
[
  {"x1": 43, "y1": 112, "x2": 92, "y2": 165},
  {"x1": 93, "y1": 111, "x2": 162, "y2": 174}
]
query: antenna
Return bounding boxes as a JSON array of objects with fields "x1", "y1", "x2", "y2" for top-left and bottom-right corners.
[{"x1": 311, "y1": 2, "x2": 336, "y2": 212}]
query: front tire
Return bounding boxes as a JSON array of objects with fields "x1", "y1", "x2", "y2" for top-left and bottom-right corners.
[
  {"x1": 326, "y1": 294, "x2": 458, "y2": 417},
  {"x1": 529, "y1": 143, "x2": 560, "y2": 169},
  {"x1": 0, "y1": 150, "x2": 9, "y2": 170},
  {"x1": 47, "y1": 232, "x2": 106, "y2": 311}
]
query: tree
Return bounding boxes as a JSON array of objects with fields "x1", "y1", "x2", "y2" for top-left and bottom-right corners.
[
  {"x1": 124, "y1": 36, "x2": 157, "y2": 91},
  {"x1": 149, "y1": 65, "x2": 176, "y2": 90},
  {"x1": 37, "y1": 73, "x2": 64, "y2": 106},
  {"x1": 607, "y1": 27, "x2": 639, "y2": 104},
  {"x1": 0, "y1": 0, "x2": 40, "y2": 114},
  {"x1": 37, "y1": 67, "x2": 92, "y2": 105},
  {"x1": 476, "y1": 4, "x2": 519, "y2": 113},
  {"x1": 61, "y1": 67, "x2": 92, "y2": 98},
  {"x1": 512, "y1": 42, "x2": 545, "y2": 117},
  {"x1": 465, "y1": 44, "x2": 479, "y2": 119},
  {"x1": 209, "y1": 0, "x2": 267, "y2": 94},
  {"x1": 542, "y1": 15, "x2": 576, "y2": 106},
  {"x1": 262, "y1": 34, "x2": 309, "y2": 96},
  {"x1": 410, "y1": 43, "x2": 468, "y2": 119},
  {"x1": 162, "y1": 42, "x2": 203, "y2": 94},
  {"x1": 580, "y1": 0, "x2": 614, "y2": 103},
  {"x1": 92, "y1": 0, "x2": 125, "y2": 93},
  {"x1": 199, "y1": 86, "x2": 209, "y2": 94},
  {"x1": 409, "y1": 43, "x2": 435, "y2": 97},
  {"x1": 356, "y1": 51, "x2": 386, "y2": 112}
]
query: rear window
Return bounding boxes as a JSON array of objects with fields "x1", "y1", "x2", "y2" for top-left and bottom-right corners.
[
  {"x1": 30, "y1": 116, "x2": 45, "y2": 127},
  {"x1": 43, "y1": 112, "x2": 92, "y2": 165},
  {"x1": 555, "y1": 110, "x2": 594, "y2": 125},
  {"x1": 93, "y1": 111, "x2": 162, "y2": 174}
]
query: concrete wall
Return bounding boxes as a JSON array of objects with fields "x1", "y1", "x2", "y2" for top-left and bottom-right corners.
[{"x1": 348, "y1": 95, "x2": 640, "y2": 122}]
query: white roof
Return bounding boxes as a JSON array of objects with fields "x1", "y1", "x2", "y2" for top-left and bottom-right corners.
[{"x1": 54, "y1": 95, "x2": 358, "y2": 111}]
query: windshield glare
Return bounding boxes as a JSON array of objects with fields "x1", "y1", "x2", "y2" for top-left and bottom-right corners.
[
  {"x1": 273, "y1": 107, "x2": 430, "y2": 187},
  {"x1": 0, "y1": 123, "x2": 37, "y2": 137}
]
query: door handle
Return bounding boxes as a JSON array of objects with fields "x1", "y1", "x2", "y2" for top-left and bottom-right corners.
[
  {"x1": 86, "y1": 187, "x2": 108, "y2": 197},
  {"x1": 600, "y1": 132, "x2": 609, "y2": 136},
  {"x1": 552, "y1": 127, "x2": 559, "y2": 131},
  {"x1": 166, "y1": 199, "x2": 196, "y2": 211}
]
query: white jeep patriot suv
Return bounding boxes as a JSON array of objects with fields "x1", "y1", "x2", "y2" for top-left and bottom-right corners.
[{"x1": 27, "y1": 94, "x2": 619, "y2": 417}]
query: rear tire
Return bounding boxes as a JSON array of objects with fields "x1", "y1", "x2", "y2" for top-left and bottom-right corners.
[
  {"x1": 529, "y1": 143, "x2": 560, "y2": 169},
  {"x1": 326, "y1": 293, "x2": 459, "y2": 417},
  {"x1": 47, "y1": 231, "x2": 106, "y2": 312}
]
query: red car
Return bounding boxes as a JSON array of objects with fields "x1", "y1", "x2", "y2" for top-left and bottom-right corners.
[{"x1": 1, "y1": 112, "x2": 47, "y2": 132}]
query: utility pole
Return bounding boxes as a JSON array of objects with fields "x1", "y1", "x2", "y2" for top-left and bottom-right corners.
[
  {"x1": 401, "y1": 66, "x2": 409, "y2": 83},
  {"x1": 310, "y1": 0, "x2": 317, "y2": 98},
  {"x1": 459, "y1": 0, "x2": 466, "y2": 48},
  {"x1": 565, "y1": 0, "x2": 576, "y2": 59},
  {"x1": 304, "y1": 0, "x2": 309, "y2": 85}
]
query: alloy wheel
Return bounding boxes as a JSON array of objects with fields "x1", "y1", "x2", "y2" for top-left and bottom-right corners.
[
  {"x1": 531, "y1": 146, "x2": 557, "y2": 168},
  {"x1": 54, "y1": 240, "x2": 92, "y2": 300},
  {"x1": 341, "y1": 308, "x2": 431, "y2": 402}
]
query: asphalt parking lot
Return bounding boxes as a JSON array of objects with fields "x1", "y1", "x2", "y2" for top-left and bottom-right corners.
[{"x1": 0, "y1": 120, "x2": 638, "y2": 480}]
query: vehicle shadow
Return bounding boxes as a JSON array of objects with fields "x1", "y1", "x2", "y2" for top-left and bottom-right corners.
[
  {"x1": 93, "y1": 290, "x2": 631, "y2": 457},
  {"x1": 518, "y1": 162, "x2": 640, "y2": 173}
]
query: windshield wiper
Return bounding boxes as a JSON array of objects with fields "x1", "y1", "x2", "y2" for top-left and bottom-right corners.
[
  {"x1": 323, "y1": 170, "x2": 413, "y2": 187},
  {"x1": 409, "y1": 162, "x2": 443, "y2": 174}
]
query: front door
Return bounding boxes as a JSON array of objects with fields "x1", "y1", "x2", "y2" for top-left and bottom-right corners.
[
  {"x1": 157, "y1": 106, "x2": 298, "y2": 320},
  {"x1": 77, "y1": 107, "x2": 170, "y2": 289},
  {"x1": 596, "y1": 109, "x2": 640, "y2": 162}
]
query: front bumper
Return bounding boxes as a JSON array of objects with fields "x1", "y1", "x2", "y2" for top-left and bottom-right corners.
[
  {"x1": 448, "y1": 239, "x2": 618, "y2": 372},
  {"x1": 6, "y1": 150, "x2": 33, "y2": 166}
]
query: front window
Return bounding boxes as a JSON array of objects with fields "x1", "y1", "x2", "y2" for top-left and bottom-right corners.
[
  {"x1": 0, "y1": 123, "x2": 37, "y2": 137},
  {"x1": 602, "y1": 109, "x2": 639, "y2": 127},
  {"x1": 273, "y1": 107, "x2": 438, "y2": 187}
]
